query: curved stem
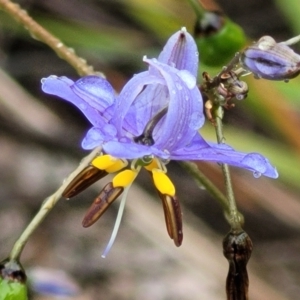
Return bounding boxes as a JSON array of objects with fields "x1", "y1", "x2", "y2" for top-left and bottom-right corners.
[
  {"x1": 186, "y1": 0, "x2": 223, "y2": 17},
  {"x1": 186, "y1": 0, "x2": 206, "y2": 18},
  {"x1": 0, "y1": 0, "x2": 101, "y2": 77},
  {"x1": 180, "y1": 161, "x2": 229, "y2": 213},
  {"x1": 9, "y1": 147, "x2": 101, "y2": 261},
  {"x1": 214, "y1": 106, "x2": 242, "y2": 230}
]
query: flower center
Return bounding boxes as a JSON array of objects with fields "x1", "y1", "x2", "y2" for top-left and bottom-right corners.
[{"x1": 133, "y1": 107, "x2": 168, "y2": 146}]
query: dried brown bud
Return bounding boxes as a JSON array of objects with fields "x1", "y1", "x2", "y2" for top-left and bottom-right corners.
[{"x1": 223, "y1": 230, "x2": 253, "y2": 300}]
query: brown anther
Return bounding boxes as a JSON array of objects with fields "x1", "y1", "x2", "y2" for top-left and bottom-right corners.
[
  {"x1": 62, "y1": 165, "x2": 108, "y2": 198},
  {"x1": 157, "y1": 192, "x2": 183, "y2": 247},
  {"x1": 82, "y1": 182, "x2": 123, "y2": 227}
]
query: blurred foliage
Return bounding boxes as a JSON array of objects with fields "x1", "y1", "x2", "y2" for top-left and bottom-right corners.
[{"x1": 0, "y1": 278, "x2": 27, "y2": 300}]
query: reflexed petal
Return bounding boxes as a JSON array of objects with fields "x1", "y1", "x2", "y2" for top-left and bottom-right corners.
[
  {"x1": 157, "y1": 27, "x2": 199, "y2": 77},
  {"x1": 71, "y1": 76, "x2": 115, "y2": 112},
  {"x1": 81, "y1": 127, "x2": 105, "y2": 149},
  {"x1": 144, "y1": 58, "x2": 203, "y2": 152},
  {"x1": 41, "y1": 76, "x2": 109, "y2": 127},
  {"x1": 171, "y1": 136, "x2": 278, "y2": 178},
  {"x1": 81, "y1": 125, "x2": 117, "y2": 149},
  {"x1": 103, "y1": 141, "x2": 153, "y2": 159}
]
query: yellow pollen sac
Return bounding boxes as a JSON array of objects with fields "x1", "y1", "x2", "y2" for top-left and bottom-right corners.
[
  {"x1": 152, "y1": 169, "x2": 175, "y2": 196},
  {"x1": 105, "y1": 159, "x2": 127, "y2": 173},
  {"x1": 92, "y1": 155, "x2": 116, "y2": 170},
  {"x1": 144, "y1": 158, "x2": 159, "y2": 171},
  {"x1": 92, "y1": 155, "x2": 127, "y2": 173},
  {"x1": 112, "y1": 169, "x2": 137, "y2": 188}
]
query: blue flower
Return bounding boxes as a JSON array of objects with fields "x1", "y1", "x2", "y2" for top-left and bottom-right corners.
[{"x1": 41, "y1": 28, "x2": 278, "y2": 253}]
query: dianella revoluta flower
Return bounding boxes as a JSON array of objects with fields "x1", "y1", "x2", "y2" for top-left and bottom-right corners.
[{"x1": 41, "y1": 28, "x2": 278, "y2": 256}]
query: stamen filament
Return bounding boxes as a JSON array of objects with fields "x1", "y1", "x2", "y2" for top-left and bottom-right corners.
[{"x1": 101, "y1": 184, "x2": 132, "y2": 258}]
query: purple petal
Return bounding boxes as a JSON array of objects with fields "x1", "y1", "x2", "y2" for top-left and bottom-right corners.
[
  {"x1": 122, "y1": 83, "x2": 169, "y2": 137},
  {"x1": 41, "y1": 76, "x2": 113, "y2": 127},
  {"x1": 171, "y1": 135, "x2": 278, "y2": 178},
  {"x1": 144, "y1": 58, "x2": 204, "y2": 152},
  {"x1": 29, "y1": 267, "x2": 80, "y2": 297},
  {"x1": 71, "y1": 76, "x2": 115, "y2": 112},
  {"x1": 157, "y1": 27, "x2": 199, "y2": 78},
  {"x1": 81, "y1": 125, "x2": 117, "y2": 149},
  {"x1": 103, "y1": 141, "x2": 153, "y2": 159},
  {"x1": 112, "y1": 71, "x2": 165, "y2": 135}
]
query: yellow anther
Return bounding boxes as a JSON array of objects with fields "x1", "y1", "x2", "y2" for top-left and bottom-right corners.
[
  {"x1": 92, "y1": 155, "x2": 127, "y2": 173},
  {"x1": 105, "y1": 159, "x2": 128, "y2": 173},
  {"x1": 152, "y1": 169, "x2": 175, "y2": 196},
  {"x1": 144, "y1": 158, "x2": 159, "y2": 171},
  {"x1": 92, "y1": 155, "x2": 116, "y2": 170},
  {"x1": 112, "y1": 169, "x2": 137, "y2": 188}
]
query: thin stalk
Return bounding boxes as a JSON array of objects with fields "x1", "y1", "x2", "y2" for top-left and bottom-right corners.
[
  {"x1": 186, "y1": 0, "x2": 205, "y2": 18},
  {"x1": 9, "y1": 147, "x2": 101, "y2": 261},
  {"x1": 0, "y1": 0, "x2": 101, "y2": 77},
  {"x1": 214, "y1": 106, "x2": 241, "y2": 230},
  {"x1": 186, "y1": 0, "x2": 222, "y2": 17},
  {"x1": 180, "y1": 161, "x2": 229, "y2": 213}
]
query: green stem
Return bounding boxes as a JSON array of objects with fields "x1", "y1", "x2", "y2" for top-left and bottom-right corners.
[
  {"x1": 214, "y1": 106, "x2": 242, "y2": 230},
  {"x1": 180, "y1": 161, "x2": 229, "y2": 213},
  {"x1": 186, "y1": 0, "x2": 205, "y2": 18},
  {"x1": 0, "y1": 0, "x2": 102, "y2": 77},
  {"x1": 9, "y1": 147, "x2": 101, "y2": 261}
]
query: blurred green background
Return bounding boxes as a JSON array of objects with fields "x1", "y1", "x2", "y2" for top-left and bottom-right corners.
[{"x1": 1, "y1": 0, "x2": 300, "y2": 299}]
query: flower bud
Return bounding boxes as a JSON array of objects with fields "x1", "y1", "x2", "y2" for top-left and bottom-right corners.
[
  {"x1": 241, "y1": 36, "x2": 300, "y2": 80},
  {"x1": 194, "y1": 12, "x2": 246, "y2": 66},
  {"x1": 223, "y1": 230, "x2": 253, "y2": 300}
]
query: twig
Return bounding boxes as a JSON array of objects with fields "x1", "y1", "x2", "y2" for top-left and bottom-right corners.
[
  {"x1": 9, "y1": 147, "x2": 101, "y2": 261},
  {"x1": 0, "y1": 0, "x2": 102, "y2": 77},
  {"x1": 214, "y1": 106, "x2": 241, "y2": 230}
]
